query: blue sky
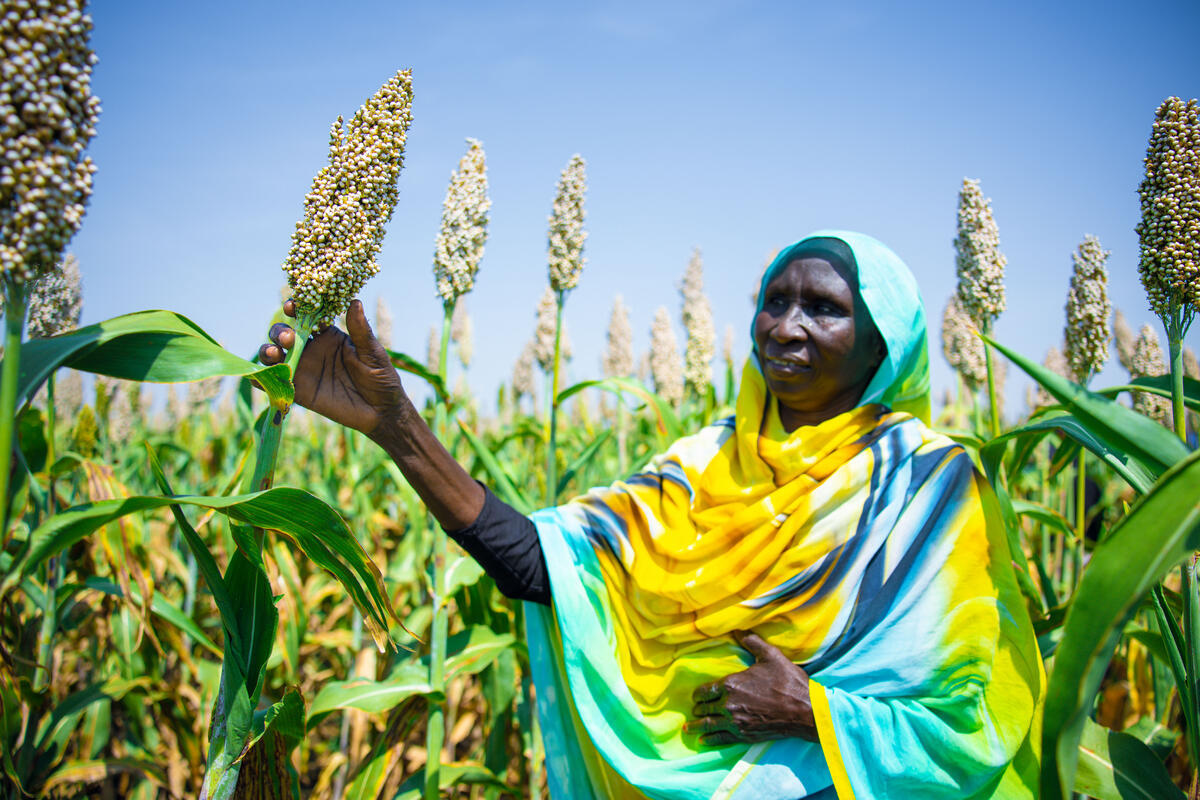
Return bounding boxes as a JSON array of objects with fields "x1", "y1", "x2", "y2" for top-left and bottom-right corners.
[{"x1": 72, "y1": 0, "x2": 1200, "y2": 416}]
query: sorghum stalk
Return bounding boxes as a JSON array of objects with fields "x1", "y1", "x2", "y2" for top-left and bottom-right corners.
[
  {"x1": 0, "y1": 278, "x2": 28, "y2": 531},
  {"x1": 425, "y1": 137, "x2": 489, "y2": 798},
  {"x1": 424, "y1": 300, "x2": 454, "y2": 800},
  {"x1": 983, "y1": 347, "x2": 1001, "y2": 437},
  {"x1": 953, "y1": 178, "x2": 1007, "y2": 437},
  {"x1": 544, "y1": 155, "x2": 587, "y2": 505},
  {"x1": 546, "y1": 292, "x2": 565, "y2": 506},
  {"x1": 1063, "y1": 234, "x2": 1111, "y2": 575},
  {"x1": 681, "y1": 248, "x2": 716, "y2": 402},
  {"x1": 603, "y1": 296, "x2": 634, "y2": 474}
]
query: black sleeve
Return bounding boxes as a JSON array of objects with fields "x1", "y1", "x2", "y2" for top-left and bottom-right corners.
[{"x1": 445, "y1": 484, "x2": 550, "y2": 606}]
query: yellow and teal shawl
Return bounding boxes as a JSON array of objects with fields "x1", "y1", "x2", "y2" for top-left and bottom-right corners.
[{"x1": 525, "y1": 232, "x2": 1043, "y2": 799}]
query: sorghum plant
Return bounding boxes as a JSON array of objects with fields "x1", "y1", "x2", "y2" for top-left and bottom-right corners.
[
  {"x1": 954, "y1": 177, "x2": 1007, "y2": 434},
  {"x1": 680, "y1": 248, "x2": 716, "y2": 400},
  {"x1": 0, "y1": 0, "x2": 99, "y2": 520},
  {"x1": 941, "y1": 294, "x2": 987, "y2": 428},
  {"x1": 650, "y1": 306, "x2": 683, "y2": 408},
  {"x1": 603, "y1": 295, "x2": 634, "y2": 472},
  {"x1": 1136, "y1": 96, "x2": 1199, "y2": 440},
  {"x1": 1063, "y1": 234, "x2": 1112, "y2": 555},
  {"x1": 426, "y1": 137, "x2": 490, "y2": 800},
  {"x1": 1064, "y1": 235, "x2": 1111, "y2": 386}
]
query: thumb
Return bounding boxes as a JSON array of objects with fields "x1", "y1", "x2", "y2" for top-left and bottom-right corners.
[
  {"x1": 734, "y1": 630, "x2": 778, "y2": 663},
  {"x1": 346, "y1": 299, "x2": 386, "y2": 361}
]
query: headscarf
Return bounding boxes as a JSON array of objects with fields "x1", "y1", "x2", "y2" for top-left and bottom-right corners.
[
  {"x1": 754, "y1": 230, "x2": 932, "y2": 423},
  {"x1": 524, "y1": 232, "x2": 1041, "y2": 799}
]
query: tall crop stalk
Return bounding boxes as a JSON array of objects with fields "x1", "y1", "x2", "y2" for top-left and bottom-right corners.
[
  {"x1": 424, "y1": 301, "x2": 455, "y2": 800},
  {"x1": 545, "y1": 292, "x2": 566, "y2": 506},
  {"x1": 0, "y1": 278, "x2": 28, "y2": 531},
  {"x1": 983, "y1": 345, "x2": 1001, "y2": 437}
]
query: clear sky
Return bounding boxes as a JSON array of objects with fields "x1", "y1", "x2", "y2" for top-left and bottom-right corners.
[{"x1": 71, "y1": 0, "x2": 1200, "y2": 416}]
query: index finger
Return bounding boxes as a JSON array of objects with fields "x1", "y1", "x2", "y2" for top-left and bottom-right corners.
[{"x1": 692, "y1": 681, "x2": 725, "y2": 703}]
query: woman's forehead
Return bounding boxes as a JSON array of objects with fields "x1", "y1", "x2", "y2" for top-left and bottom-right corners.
[{"x1": 764, "y1": 256, "x2": 857, "y2": 297}]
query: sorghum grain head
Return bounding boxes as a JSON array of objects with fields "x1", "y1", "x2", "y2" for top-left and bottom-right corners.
[
  {"x1": 0, "y1": 0, "x2": 101, "y2": 285},
  {"x1": 680, "y1": 248, "x2": 715, "y2": 393},
  {"x1": 533, "y1": 286, "x2": 558, "y2": 373},
  {"x1": 433, "y1": 138, "x2": 490, "y2": 303},
  {"x1": 1113, "y1": 309, "x2": 1137, "y2": 373},
  {"x1": 1064, "y1": 235, "x2": 1112, "y2": 384},
  {"x1": 1136, "y1": 97, "x2": 1200, "y2": 321},
  {"x1": 1130, "y1": 324, "x2": 1172, "y2": 425},
  {"x1": 941, "y1": 294, "x2": 987, "y2": 390},
  {"x1": 283, "y1": 70, "x2": 413, "y2": 325},
  {"x1": 602, "y1": 295, "x2": 633, "y2": 379},
  {"x1": 1035, "y1": 345, "x2": 1070, "y2": 408},
  {"x1": 375, "y1": 296, "x2": 393, "y2": 350},
  {"x1": 426, "y1": 325, "x2": 439, "y2": 373},
  {"x1": 27, "y1": 252, "x2": 81, "y2": 337},
  {"x1": 547, "y1": 155, "x2": 587, "y2": 292},
  {"x1": 451, "y1": 301, "x2": 473, "y2": 369},
  {"x1": 1184, "y1": 346, "x2": 1199, "y2": 379},
  {"x1": 954, "y1": 178, "x2": 1007, "y2": 331},
  {"x1": 512, "y1": 340, "x2": 536, "y2": 401},
  {"x1": 650, "y1": 306, "x2": 683, "y2": 407}
]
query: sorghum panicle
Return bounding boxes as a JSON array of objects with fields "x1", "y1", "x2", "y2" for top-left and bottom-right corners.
[
  {"x1": 433, "y1": 138, "x2": 490, "y2": 303},
  {"x1": 27, "y1": 251, "x2": 81, "y2": 337},
  {"x1": 680, "y1": 248, "x2": 716, "y2": 393},
  {"x1": 941, "y1": 294, "x2": 987, "y2": 390},
  {"x1": 375, "y1": 296, "x2": 393, "y2": 350},
  {"x1": 1064, "y1": 235, "x2": 1112, "y2": 384},
  {"x1": 602, "y1": 295, "x2": 634, "y2": 379},
  {"x1": 451, "y1": 302, "x2": 473, "y2": 369},
  {"x1": 722, "y1": 324, "x2": 736, "y2": 368},
  {"x1": 1184, "y1": 346, "x2": 1199, "y2": 379},
  {"x1": 547, "y1": 155, "x2": 587, "y2": 292},
  {"x1": 533, "y1": 286, "x2": 557, "y2": 373},
  {"x1": 54, "y1": 368, "x2": 81, "y2": 419},
  {"x1": 512, "y1": 340, "x2": 536, "y2": 401},
  {"x1": 953, "y1": 178, "x2": 1007, "y2": 331},
  {"x1": 187, "y1": 377, "x2": 223, "y2": 417},
  {"x1": 0, "y1": 0, "x2": 100, "y2": 285},
  {"x1": 1035, "y1": 346, "x2": 1070, "y2": 408},
  {"x1": 425, "y1": 325, "x2": 439, "y2": 373},
  {"x1": 650, "y1": 306, "x2": 683, "y2": 407},
  {"x1": 283, "y1": 70, "x2": 413, "y2": 324},
  {"x1": 107, "y1": 380, "x2": 133, "y2": 443},
  {"x1": 1130, "y1": 323, "x2": 1172, "y2": 425},
  {"x1": 1136, "y1": 97, "x2": 1200, "y2": 320},
  {"x1": 1113, "y1": 309, "x2": 1137, "y2": 373}
]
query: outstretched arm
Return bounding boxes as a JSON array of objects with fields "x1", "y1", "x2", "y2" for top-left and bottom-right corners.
[{"x1": 259, "y1": 298, "x2": 484, "y2": 530}]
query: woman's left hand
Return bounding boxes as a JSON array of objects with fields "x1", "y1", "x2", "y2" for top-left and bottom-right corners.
[{"x1": 684, "y1": 631, "x2": 819, "y2": 746}]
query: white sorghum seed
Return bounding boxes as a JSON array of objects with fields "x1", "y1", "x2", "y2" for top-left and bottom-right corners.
[
  {"x1": 0, "y1": 0, "x2": 100, "y2": 285},
  {"x1": 1063, "y1": 235, "x2": 1112, "y2": 384},
  {"x1": 282, "y1": 70, "x2": 413, "y2": 325},
  {"x1": 954, "y1": 178, "x2": 1007, "y2": 332},
  {"x1": 547, "y1": 155, "x2": 587, "y2": 292},
  {"x1": 433, "y1": 138, "x2": 490, "y2": 303},
  {"x1": 1136, "y1": 97, "x2": 1200, "y2": 319}
]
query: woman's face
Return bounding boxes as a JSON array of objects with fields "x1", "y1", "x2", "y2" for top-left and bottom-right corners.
[{"x1": 753, "y1": 256, "x2": 885, "y2": 431}]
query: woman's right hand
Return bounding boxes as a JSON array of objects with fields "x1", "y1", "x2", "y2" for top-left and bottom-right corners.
[{"x1": 259, "y1": 298, "x2": 406, "y2": 439}]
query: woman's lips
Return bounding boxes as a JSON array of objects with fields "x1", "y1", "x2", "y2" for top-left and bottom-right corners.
[{"x1": 764, "y1": 355, "x2": 811, "y2": 375}]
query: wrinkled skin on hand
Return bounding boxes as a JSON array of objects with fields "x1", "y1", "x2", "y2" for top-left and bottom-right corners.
[
  {"x1": 259, "y1": 298, "x2": 404, "y2": 439},
  {"x1": 684, "y1": 631, "x2": 818, "y2": 746}
]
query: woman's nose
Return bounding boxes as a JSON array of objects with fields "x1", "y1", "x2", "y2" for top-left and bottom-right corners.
[{"x1": 773, "y1": 304, "x2": 810, "y2": 341}]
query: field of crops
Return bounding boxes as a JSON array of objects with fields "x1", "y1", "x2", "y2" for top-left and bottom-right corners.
[{"x1": 3, "y1": 2, "x2": 1200, "y2": 799}]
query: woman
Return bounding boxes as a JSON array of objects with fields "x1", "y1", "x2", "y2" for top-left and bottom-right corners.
[{"x1": 261, "y1": 231, "x2": 1043, "y2": 799}]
